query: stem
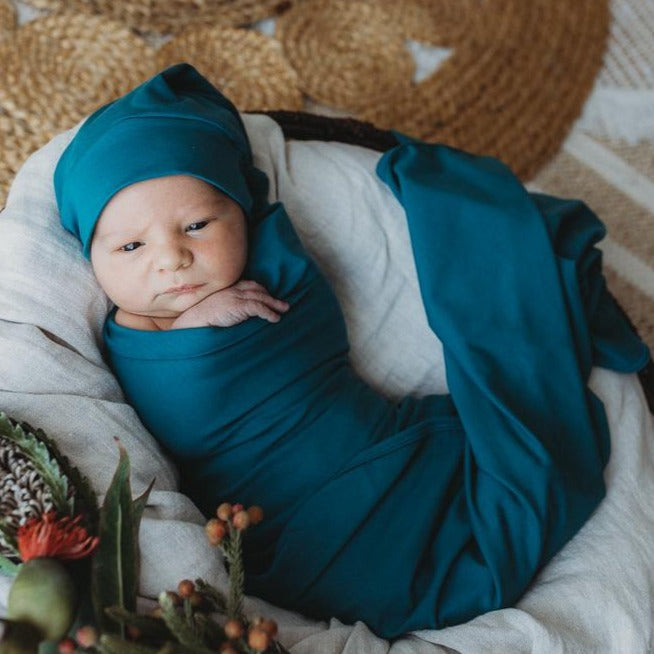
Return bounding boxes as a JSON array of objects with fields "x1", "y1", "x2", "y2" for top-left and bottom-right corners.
[{"x1": 226, "y1": 527, "x2": 244, "y2": 621}]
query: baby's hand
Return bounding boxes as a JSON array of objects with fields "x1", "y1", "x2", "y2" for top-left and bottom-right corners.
[{"x1": 171, "y1": 280, "x2": 290, "y2": 329}]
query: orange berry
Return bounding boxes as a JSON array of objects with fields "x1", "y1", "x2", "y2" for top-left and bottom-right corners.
[
  {"x1": 57, "y1": 638, "x2": 76, "y2": 654},
  {"x1": 219, "y1": 643, "x2": 238, "y2": 654},
  {"x1": 231, "y1": 503, "x2": 244, "y2": 515},
  {"x1": 223, "y1": 618, "x2": 244, "y2": 640},
  {"x1": 259, "y1": 618, "x2": 278, "y2": 638},
  {"x1": 177, "y1": 579, "x2": 195, "y2": 598},
  {"x1": 248, "y1": 626, "x2": 272, "y2": 651},
  {"x1": 232, "y1": 510, "x2": 250, "y2": 531},
  {"x1": 216, "y1": 502, "x2": 233, "y2": 521},
  {"x1": 205, "y1": 518, "x2": 227, "y2": 545},
  {"x1": 126, "y1": 624, "x2": 141, "y2": 640},
  {"x1": 75, "y1": 625, "x2": 99, "y2": 647},
  {"x1": 247, "y1": 505, "x2": 264, "y2": 525}
]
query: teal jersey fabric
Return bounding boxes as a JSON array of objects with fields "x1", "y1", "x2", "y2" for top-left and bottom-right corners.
[{"x1": 103, "y1": 141, "x2": 649, "y2": 638}]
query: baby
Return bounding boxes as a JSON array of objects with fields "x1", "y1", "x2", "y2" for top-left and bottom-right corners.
[
  {"x1": 90, "y1": 173, "x2": 289, "y2": 331},
  {"x1": 54, "y1": 63, "x2": 649, "y2": 639}
]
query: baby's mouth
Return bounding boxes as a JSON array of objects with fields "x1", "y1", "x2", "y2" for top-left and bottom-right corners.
[{"x1": 164, "y1": 283, "x2": 206, "y2": 295}]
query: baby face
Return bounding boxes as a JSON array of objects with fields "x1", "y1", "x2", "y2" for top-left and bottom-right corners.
[{"x1": 90, "y1": 174, "x2": 247, "y2": 319}]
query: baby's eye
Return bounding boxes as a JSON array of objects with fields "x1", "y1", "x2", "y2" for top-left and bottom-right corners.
[
  {"x1": 120, "y1": 242, "x2": 142, "y2": 252},
  {"x1": 186, "y1": 220, "x2": 209, "y2": 232}
]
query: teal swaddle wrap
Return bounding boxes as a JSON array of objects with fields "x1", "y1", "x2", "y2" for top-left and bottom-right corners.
[{"x1": 54, "y1": 65, "x2": 650, "y2": 638}]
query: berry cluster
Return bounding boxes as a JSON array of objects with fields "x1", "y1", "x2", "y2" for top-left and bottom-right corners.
[
  {"x1": 56, "y1": 625, "x2": 98, "y2": 653},
  {"x1": 206, "y1": 502, "x2": 264, "y2": 545},
  {"x1": 222, "y1": 615, "x2": 279, "y2": 653},
  {"x1": 48, "y1": 500, "x2": 283, "y2": 654}
]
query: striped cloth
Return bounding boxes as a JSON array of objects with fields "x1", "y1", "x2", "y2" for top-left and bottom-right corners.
[{"x1": 530, "y1": 0, "x2": 654, "y2": 355}]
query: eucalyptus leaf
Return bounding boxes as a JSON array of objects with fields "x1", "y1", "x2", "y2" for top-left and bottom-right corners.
[{"x1": 92, "y1": 443, "x2": 153, "y2": 635}]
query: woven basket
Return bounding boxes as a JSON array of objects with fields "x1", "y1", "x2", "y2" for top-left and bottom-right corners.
[{"x1": 22, "y1": 0, "x2": 295, "y2": 34}]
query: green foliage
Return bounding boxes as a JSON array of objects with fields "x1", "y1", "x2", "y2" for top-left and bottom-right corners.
[
  {"x1": 104, "y1": 606, "x2": 174, "y2": 643},
  {"x1": 24, "y1": 420, "x2": 100, "y2": 530},
  {"x1": 223, "y1": 528, "x2": 245, "y2": 621},
  {"x1": 0, "y1": 552, "x2": 19, "y2": 576},
  {"x1": 157, "y1": 593, "x2": 209, "y2": 650},
  {"x1": 193, "y1": 579, "x2": 226, "y2": 613},
  {"x1": 0, "y1": 413, "x2": 73, "y2": 516},
  {"x1": 91, "y1": 442, "x2": 153, "y2": 636}
]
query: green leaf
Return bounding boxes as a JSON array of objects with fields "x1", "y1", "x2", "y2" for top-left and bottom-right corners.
[
  {"x1": 0, "y1": 553, "x2": 20, "y2": 576},
  {"x1": 27, "y1": 421, "x2": 100, "y2": 529},
  {"x1": 158, "y1": 592, "x2": 206, "y2": 649},
  {"x1": 193, "y1": 579, "x2": 226, "y2": 614},
  {"x1": 104, "y1": 605, "x2": 174, "y2": 642},
  {"x1": 0, "y1": 413, "x2": 72, "y2": 515},
  {"x1": 91, "y1": 442, "x2": 153, "y2": 635},
  {"x1": 98, "y1": 633, "x2": 160, "y2": 654},
  {"x1": 0, "y1": 519, "x2": 18, "y2": 559}
]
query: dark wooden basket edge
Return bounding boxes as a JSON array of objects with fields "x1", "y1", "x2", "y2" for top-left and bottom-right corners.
[{"x1": 260, "y1": 110, "x2": 654, "y2": 414}]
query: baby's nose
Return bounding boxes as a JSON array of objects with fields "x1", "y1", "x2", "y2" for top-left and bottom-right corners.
[{"x1": 157, "y1": 243, "x2": 192, "y2": 271}]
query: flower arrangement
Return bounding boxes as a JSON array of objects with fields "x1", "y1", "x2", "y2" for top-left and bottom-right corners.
[{"x1": 0, "y1": 413, "x2": 287, "y2": 654}]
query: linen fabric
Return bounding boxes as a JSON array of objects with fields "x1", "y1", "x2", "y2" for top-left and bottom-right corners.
[{"x1": 53, "y1": 64, "x2": 650, "y2": 638}]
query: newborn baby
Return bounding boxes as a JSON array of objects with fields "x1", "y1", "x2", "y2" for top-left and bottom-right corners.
[
  {"x1": 54, "y1": 63, "x2": 649, "y2": 639},
  {"x1": 90, "y1": 173, "x2": 289, "y2": 331}
]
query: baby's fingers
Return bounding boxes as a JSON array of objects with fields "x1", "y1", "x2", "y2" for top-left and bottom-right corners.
[
  {"x1": 244, "y1": 299, "x2": 286, "y2": 323},
  {"x1": 236, "y1": 285, "x2": 290, "y2": 314}
]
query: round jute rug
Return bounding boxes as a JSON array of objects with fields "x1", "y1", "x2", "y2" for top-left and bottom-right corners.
[
  {"x1": 157, "y1": 25, "x2": 303, "y2": 111},
  {"x1": 0, "y1": 0, "x2": 16, "y2": 39},
  {"x1": 22, "y1": 0, "x2": 296, "y2": 34},
  {"x1": 276, "y1": 0, "x2": 415, "y2": 114},
  {"x1": 0, "y1": 0, "x2": 609, "y2": 201},
  {"x1": 0, "y1": 12, "x2": 156, "y2": 199},
  {"x1": 277, "y1": 0, "x2": 610, "y2": 180}
]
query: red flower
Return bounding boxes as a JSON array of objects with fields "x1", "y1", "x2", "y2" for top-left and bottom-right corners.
[{"x1": 17, "y1": 512, "x2": 99, "y2": 562}]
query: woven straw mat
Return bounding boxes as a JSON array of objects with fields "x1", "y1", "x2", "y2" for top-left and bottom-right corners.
[
  {"x1": 0, "y1": 12, "x2": 156, "y2": 204},
  {"x1": 22, "y1": 0, "x2": 296, "y2": 34},
  {"x1": 157, "y1": 25, "x2": 303, "y2": 111},
  {"x1": 277, "y1": 0, "x2": 609, "y2": 180},
  {"x1": 0, "y1": 0, "x2": 16, "y2": 39},
  {"x1": 276, "y1": 0, "x2": 415, "y2": 115}
]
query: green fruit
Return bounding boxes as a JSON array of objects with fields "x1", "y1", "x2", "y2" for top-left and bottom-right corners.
[{"x1": 7, "y1": 558, "x2": 77, "y2": 642}]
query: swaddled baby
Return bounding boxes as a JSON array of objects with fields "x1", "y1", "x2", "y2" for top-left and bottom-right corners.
[{"x1": 54, "y1": 64, "x2": 649, "y2": 639}]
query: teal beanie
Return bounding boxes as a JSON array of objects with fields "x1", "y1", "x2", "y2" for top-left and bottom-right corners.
[{"x1": 54, "y1": 63, "x2": 258, "y2": 259}]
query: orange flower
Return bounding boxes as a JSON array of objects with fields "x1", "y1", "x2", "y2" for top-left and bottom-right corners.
[{"x1": 17, "y1": 512, "x2": 99, "y2": 562}]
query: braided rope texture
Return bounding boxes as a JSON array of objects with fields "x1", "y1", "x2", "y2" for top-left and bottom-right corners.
[{"x1": 0, "y1": 0, "x2": 610, "y2": 202}]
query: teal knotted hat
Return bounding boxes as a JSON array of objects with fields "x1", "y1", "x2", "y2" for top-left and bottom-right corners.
[{"x1": 54, "y1": 63, "x2": 261, "y2": 259}]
